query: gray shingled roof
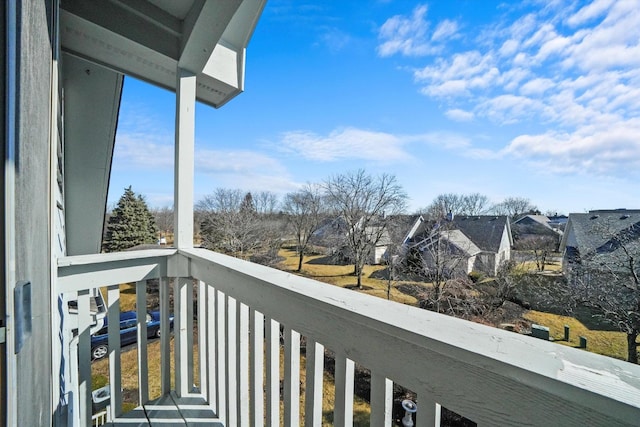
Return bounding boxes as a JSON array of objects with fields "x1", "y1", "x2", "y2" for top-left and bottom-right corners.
[
  {"x1": 561, "y1": 210, "x2": 640, "y2": 256},
  {"x1": 451, "y1": 215, "x2": 511, "y2": 252}
]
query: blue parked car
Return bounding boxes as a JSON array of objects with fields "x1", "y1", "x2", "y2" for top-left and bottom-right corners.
[{"x1": 91, "y1": 311, "x2": 174, "y2": 359}]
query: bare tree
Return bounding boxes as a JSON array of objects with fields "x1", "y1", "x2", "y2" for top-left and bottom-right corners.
[
  {"x1": 197, "y1": 188, "x2": 273, "y2": 258},
  {"x1": 422, "y1": 193, "x2": 490, "y2": 219},
  {"x1": 567, "y1": 218, "x2": 640, "y2": 363},
  {"x1": 151, "y1": 206, "x2": 174, "y2": 237},
  {"x1": 253, "y1": 191, "x2": 279, "y2": 214},
  {"x1": 516, "y1": 235, "x2": 558, "y2": 272},
  {"x1": 282, "y1": 184, "x2": 325, "y2": 271},
  {"x1": 405, "y1": 222, "x2": 474, "y2": 312},
  {"x1": 491, "y1": 196, "x2": 538, "y2": 219},
  {"x1": 324, "y1": 170, "x2": 407, "y2": 289}
]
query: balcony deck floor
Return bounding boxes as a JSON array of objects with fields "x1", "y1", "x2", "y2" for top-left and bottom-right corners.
[{"x1": 104, "y1": 392, "x2": 223, "y2": 426}]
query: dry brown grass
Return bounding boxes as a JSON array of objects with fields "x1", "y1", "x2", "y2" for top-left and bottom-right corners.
[
  {"x1": 277, "y1": 247, "x2": 419, "y2": 306},
  {"x1": 524, "y1": 310, "x2": 627, "y2": 360}
]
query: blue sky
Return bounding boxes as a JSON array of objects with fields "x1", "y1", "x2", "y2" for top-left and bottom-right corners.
[{"x1": 109, "y1": 0, "x2": 640, "y2": 214}]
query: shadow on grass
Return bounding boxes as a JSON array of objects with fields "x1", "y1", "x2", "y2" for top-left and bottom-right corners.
[{"x1": 306, "y1": 255, "x2": 351, "y2": 266}]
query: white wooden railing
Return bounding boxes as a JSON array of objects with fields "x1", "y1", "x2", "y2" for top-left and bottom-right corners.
[{"x1": 57, "y1": 248, "x2": 640, "y2": 426}]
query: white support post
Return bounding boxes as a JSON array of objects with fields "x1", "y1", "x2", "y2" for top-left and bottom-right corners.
[
  {"x1": 265, "y1": 318, "x2": 280, "y2": 427},
  {"x1": 237, "y1": 302, "x2": 250, "y2": 426},
  {"x1": 198, "y1": 280, "x2": 207, "y2": 397},
  {"x1": 107, "y1": 285, "x2": 122, "y2": 418},
  {"x1": 78, "y1": 290, "x2": 92, "y2": 427},
  {"x1": 417, "y1": 388, "x2": 441, "y2": 427},
  {"x1": 283, "y1": 326, "x2": 300, "y2": 427},
  {"x1": 304, "y1": 340, "x2": 324, "y2": 427},
  {"x1": 250, "y1": 309, "x2": 265, "y2": 427},
  {"x1": 226, "y1": 296, "x2": 238, "y2": 426},
  {"x1": 136, "y1": 281, "x2": 149, "y2": 404},
  {"x1": 334, "y1": 352, "x2": 355, "y2": 426},
  {"x1": 160, "y1": 277, "x2": 171, "y2": 395},
  {"x1": 174, "y1": 68, "x2": 196, "y2": 249},
  {"x1": 370, "y1": 374, "x2": 393, "y2": 426},
  {"x1": 215, "y1": 290, "x2": 227, "y2": 425}
]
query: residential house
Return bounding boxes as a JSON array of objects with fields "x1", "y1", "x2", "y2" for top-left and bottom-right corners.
[
  {"x1": 513, "y1": 214, "x2": 562, "y2": 250},
  {"x1": 560, "y1": 209, "x2": 640, "y2": 275},
  {"x1": 3, "y1": 2, "x2": 640, "y2": 426},
  {"x1": 403, "y1": 215, "x2": 513, "y2": 277}
]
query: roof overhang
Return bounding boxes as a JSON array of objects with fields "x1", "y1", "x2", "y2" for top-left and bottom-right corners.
[{"x1": 60, "y1": 0, "x2": 266, "y2": 108}]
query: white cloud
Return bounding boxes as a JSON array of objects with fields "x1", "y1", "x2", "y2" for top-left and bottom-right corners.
[
  {"x1": 377, "y1": 4, "x2": 433, "y2": 57},
  {"x1": 445, "y1": 108, "x2": 475, "y2": 122},
  {"x1": 377, "y1": 0, "x2": 640, "y2": 179},
  {"x1": 279, "y1": 127, "x2": 411, "y2": 162},
  {"x1": 431, "y1": 19, "x2": 459, "y2": 42},
  {"x1": 567, "y1": 0, "x2": 614, "y2": 27}
]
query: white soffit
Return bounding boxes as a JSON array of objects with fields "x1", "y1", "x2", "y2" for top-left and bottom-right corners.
[{"x1": 60, "y1": 0, "x2": 266, "y2": 108}]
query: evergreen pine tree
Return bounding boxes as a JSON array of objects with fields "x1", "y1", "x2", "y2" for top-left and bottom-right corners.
[{"x1": 103, "y1": 186, "x2": 158, "y2": 252}]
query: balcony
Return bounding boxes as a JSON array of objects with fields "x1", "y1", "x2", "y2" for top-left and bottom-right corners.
[{"x1": 56, "y1": 248, "x2": 640, "y2": 426}]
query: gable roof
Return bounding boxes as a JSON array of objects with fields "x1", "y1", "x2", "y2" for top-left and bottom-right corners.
[
  {"x1": 403, "y1": 215, "x2": 511, "y2": 254},
  {"x1": 514, "y1": 215, "x2": 552, "y2": 228},
  {"x1": 451, "y1": 215, "x2": 511, "y2": 252},
  {"x1": 561, "y1": 210, "x2": 640, "y2": 255}
]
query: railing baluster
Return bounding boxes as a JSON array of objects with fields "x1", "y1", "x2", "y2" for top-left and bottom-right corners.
[
  {"x1": 237, "y1": 302, "x2": 250, "y2": 426},
  {"x1": 175, "y1": 277, "x2": 193, "y2": 396},
  {"x1": 334, "y1": 352, "x2": 355, "y2": 426},
  {"x1": 198, "y1": 280, "x2": 207, "y2": 398},
  {"x1": 226, "y1": 295, "x2": 238, "y2": 426},
  {"x1": 159, "y1": 277, "x2": 170, "y2": 395},
  {"x1": 265, "y1": 317, "x2": 280, "y2": 427},
  {"x1": 136, "y1": 280, "x2": 149, "y2": 404},
  {"x1": 78, "y1": 289, "x2": 92, "y2": 427},
  {"x1": 283, "y1": 326, "x2": 301, "y2": 427},
  {"x1": 305, "y1": 339, "x2": 324, "y2": 427},
  {"x1": 186, "y1": 277, "x2": 194, "y2": 394},
  {"x1": 370, "y1": 374, "x2": 393, "y2": 426},
  {"x1": 417, "y1": 389, "x2": 441, "y2": 427},
  {"x1": 215, "y1": 289, "x2": 227, "y2": 425},
  {"x1": 206, "y1": 282, "x2": 217, "y2": 410},
  {"x1": 250, "y1": 309, "x2": 265, "y2": 427},
  {"x1": 107, "y1": 284, "x2": 122, "y2": 418}
]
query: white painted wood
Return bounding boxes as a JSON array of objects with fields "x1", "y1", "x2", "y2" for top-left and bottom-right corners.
[
  {"x1": 107, "y1": 285, "x2": 122, "y2": 418},
  {"x1": 185, "y1": 277, "x2": 194, "y2": 394},
  {"x1": 250, "y1": 309, "x2": 265, "y2": 427},
  {"x1": 159, "y1": 277, "x2": 171, "y2": 395},
  {"x1": 417, "y1": 389, "x2": 441, "y2": 427},
  {"x1": 370, "y1": 374, "x2": 392, "y2": 426},
  {"x1": 226, "y1": 295, "x2": 238, "y2": 426},
  {"x1": 183, "y1": 247, "x2": 640, "y2": 426},
  {"x1": 304, "y1": 340, "x2": 324, "y2": 427},
  {"x1": 237, "y1": 302, "x2": 250, "y2": 426},
  {"x1": 77, "y1": 290, "x2": 92, "y2": 427},
  {"x1": 136, "y1": 281, "x2": 149, "y2": 404},
  {"x1": 265, "y1": 317, "x2": 280, "y2": 427},
  {"x1": 175, "y1": 277, "x2": 193, "y2": 397},
  {"x1": 283, "y1": 327, "x2": 300, "y2": 427},
  {"x1": 57, "y1": 249, "x2": 173, "y2": 293},
  {"x1": 173, "y1": 68, "x2": 195, "y2": 249},
  {"x1": 216, "y1": 290, "x2": 227, "y2": 425},
  {"x1": 206, "y1": 282, "x2": 217, "y2": 411},
  {"x1": 333, "y1": 353, "x2": 354, "y2": 427},
  {"x1": 198, "y1": 280, "x2": 207, "y2": 398}
]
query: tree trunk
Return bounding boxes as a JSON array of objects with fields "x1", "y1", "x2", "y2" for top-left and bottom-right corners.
[
  {"x1": 297, "y1": 250, "x2": 304, "y2": 272},
  {"x1": 356, "y1": 265, "x2": 363, "y2": 289},
  {"x1": 628, "y1": 331, "x2": 639, "y2": 364}
]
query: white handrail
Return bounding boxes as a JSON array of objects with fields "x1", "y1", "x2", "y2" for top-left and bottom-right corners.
[{"x1": 57, "y1": 248, "x2": 640, "y2": 427}]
